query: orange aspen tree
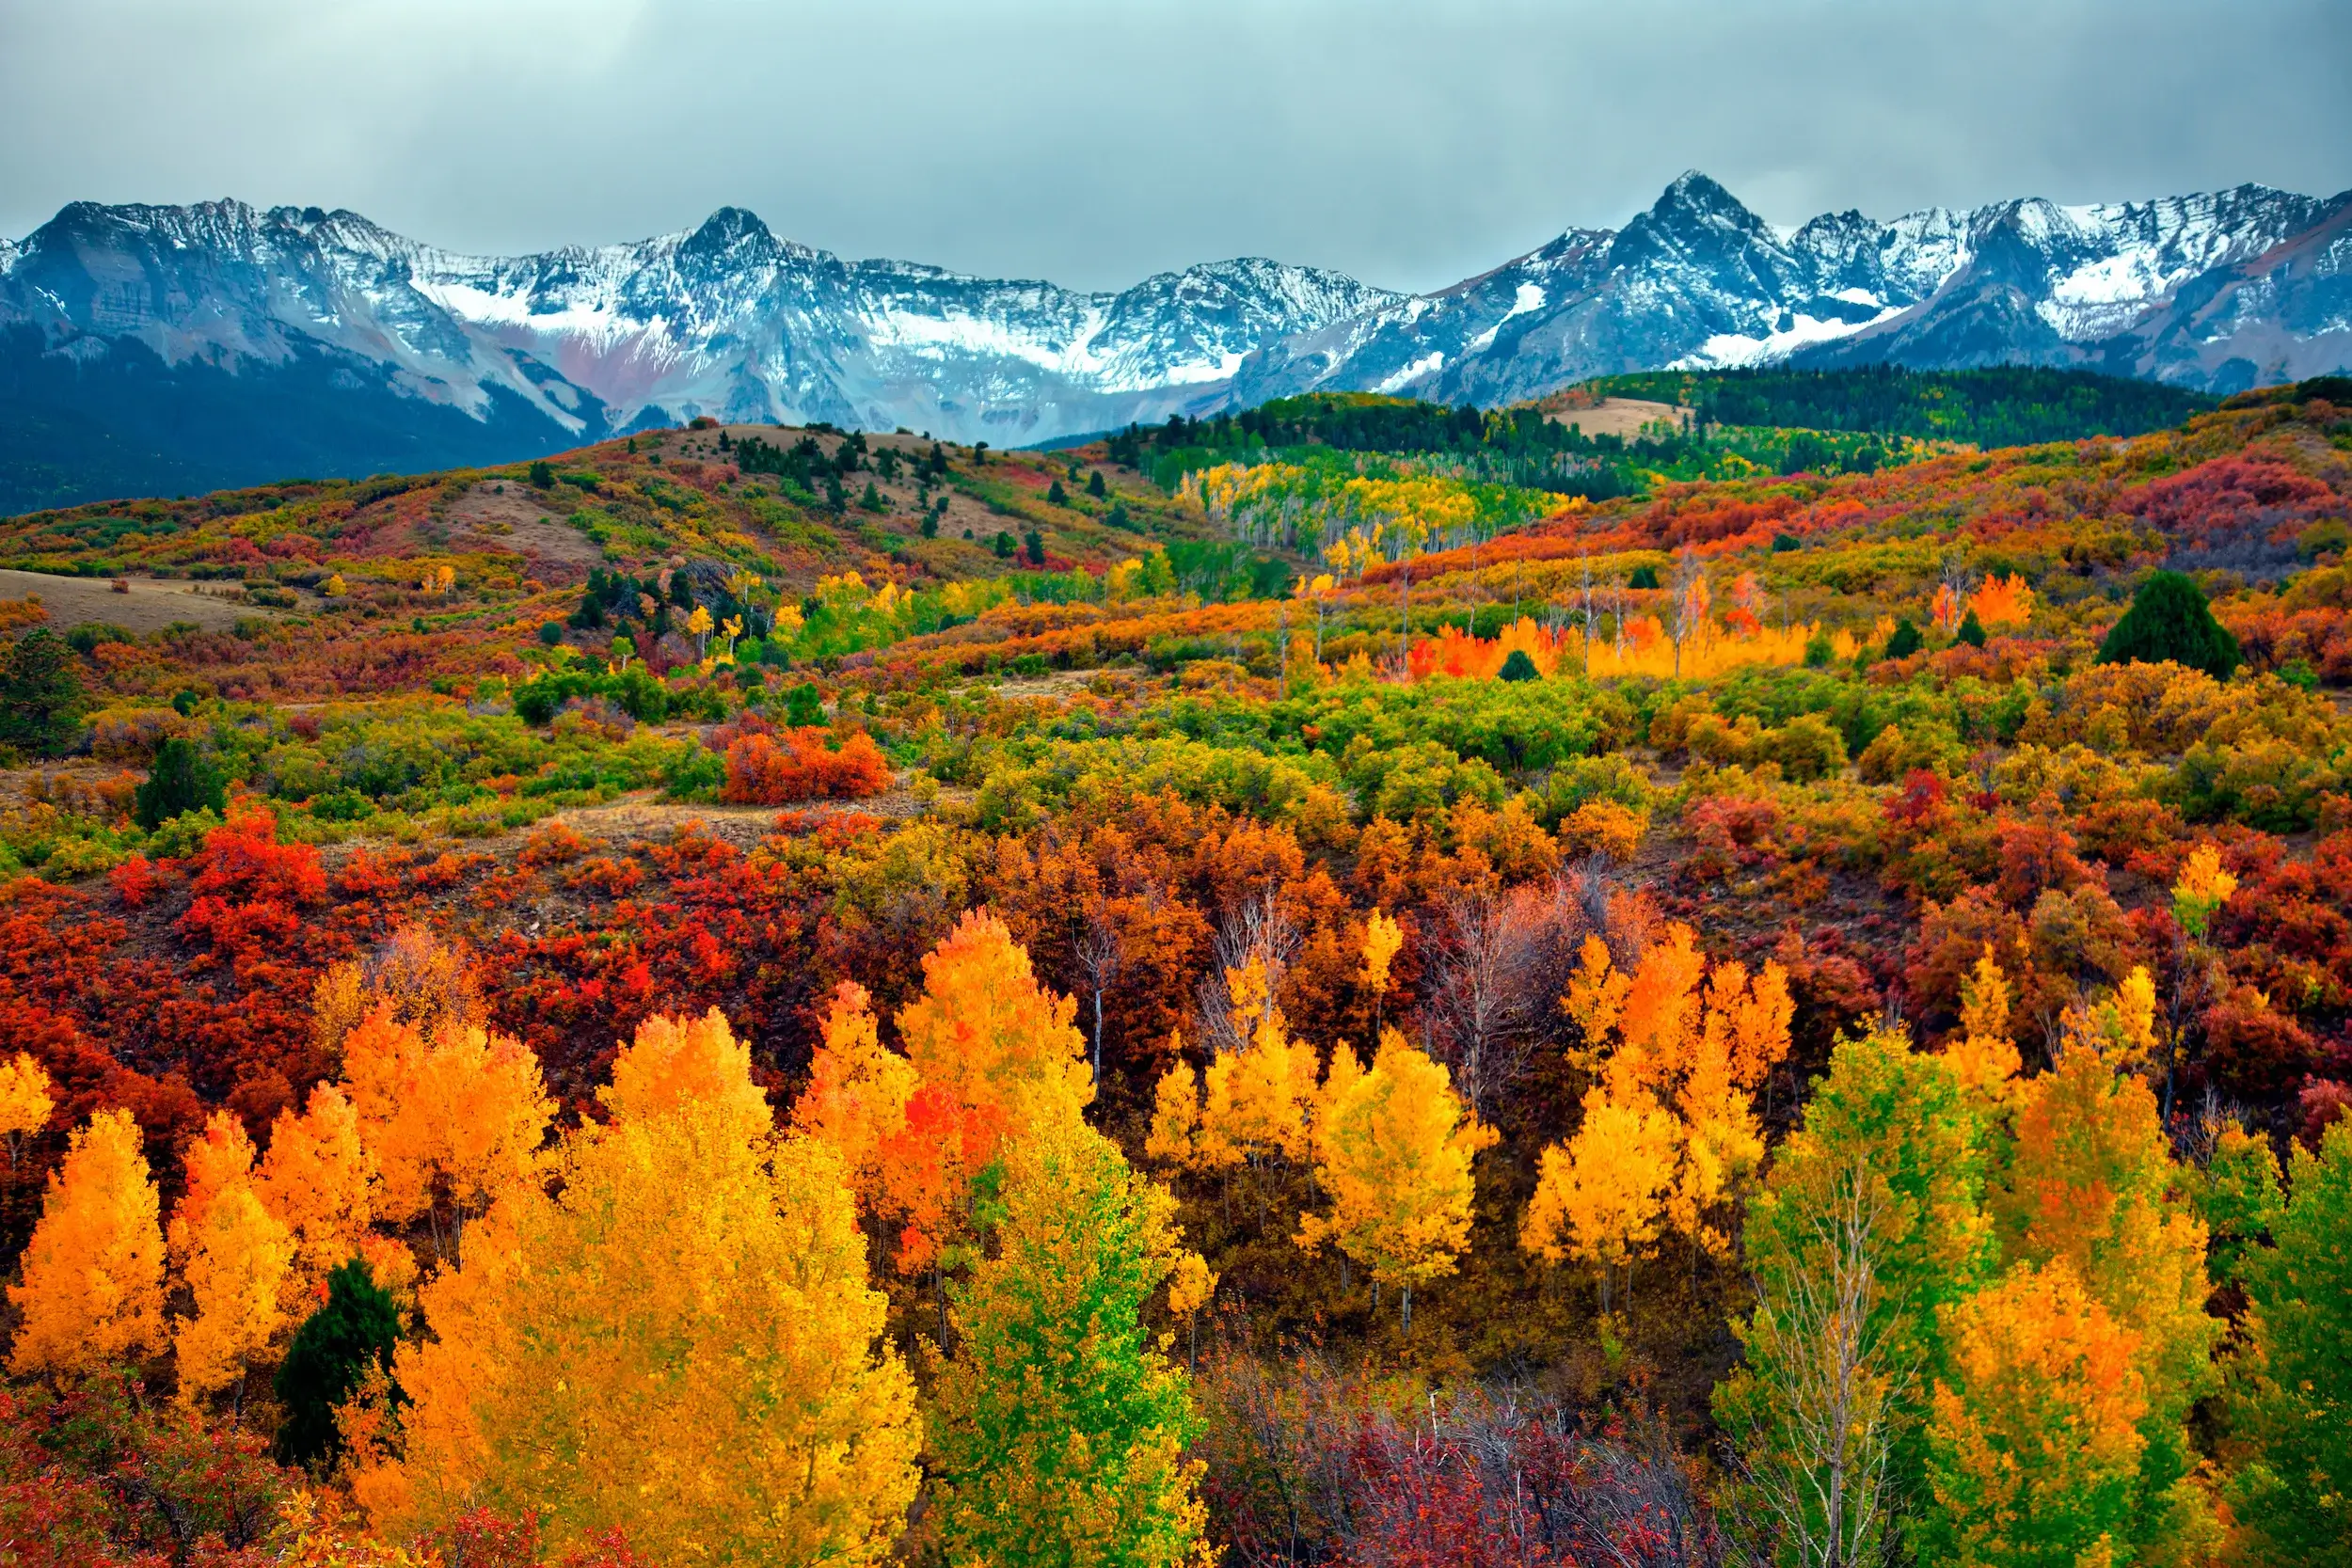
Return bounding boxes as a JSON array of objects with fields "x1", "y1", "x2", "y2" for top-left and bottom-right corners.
[
  {"x1": 1524, "y1": 927, "x2": 1792, "y2": 1292},
  {"x1": 255, "y1": 1082, "x2": 374, "y2": 1294},
  {"x1": 866, "y1": 911, "x2": 1093, "y2": 1272},
  {"x1": 169, "y1": 1112, "x2": 294, "y2": 1403},
  {"x1": 8, "y1": 1107, "x2": 167, "y2": 1378},
  {"x1": 602, "y1": 1006, "x2": 769, "y2": 1137},
  {"x1": 341, "y1": 1012, "x2": 552, "y2": 1264},
  {"x1": 1921, "y1": 1261, "x2": 2154, "y2": 1565},
  {"x1": 791, "y1": 981, "x2": 916, "y2": 1204},
  {"x1": 356, "y1": 1013, "x2": 919, "y2": 1566},
  {"x1": 1296, "y1": 1030, "x2": 1495, "y2": 1330}
]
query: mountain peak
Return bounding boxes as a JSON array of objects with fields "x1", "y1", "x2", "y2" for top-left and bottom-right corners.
[{"x1": 679, "y1": 206, "x2": 776, "y2": 260}]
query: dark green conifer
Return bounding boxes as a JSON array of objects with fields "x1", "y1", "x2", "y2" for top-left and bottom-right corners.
[
  {"x1": 273, "y1": 1259, "x2": 404, "y2": 1470},
  {"x1": 2097, "y1": 570, "x2": 2239, "y2": 679},
  {"x1": 134, "y1": 736, "x2": 226, "y2": 831}
]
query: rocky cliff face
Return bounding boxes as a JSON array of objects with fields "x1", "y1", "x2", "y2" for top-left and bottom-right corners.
[{"x1": 6, "y1": 172, "x2": 2347, "y2": 510}]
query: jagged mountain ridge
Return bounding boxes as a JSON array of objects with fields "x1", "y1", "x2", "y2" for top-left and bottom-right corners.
[
  {"x1": 4, "y1": 171, "x2": 2348, "y2": 512},
  {"x1": 1228, "y1": 172, "x2": 2352, "y2": 409}
]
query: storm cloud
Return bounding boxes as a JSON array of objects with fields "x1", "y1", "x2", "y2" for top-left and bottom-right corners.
[{"x1": 3, "y1": 0, "x2": 2347, "y2": 293}]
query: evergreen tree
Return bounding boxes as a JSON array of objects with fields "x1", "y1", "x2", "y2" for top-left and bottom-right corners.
[
  {"x1": 1628, "y1": 564, "x2": 1661, "y2": 591},
  {"x1": 274, "y1": 1258, "x2": 404, "y2": 1469},
  {"x1": 993, "y1": 531, "x2": 1016, "y2": 560},
  {"x1": 134, "y1": 736, "x2": 227, "y2": 832},
  {"x1": 2097, "y1": 570, "x2": 2239, "y2": 679},
  {"x1": 861, "y1": 481, "x2": 884, "y2": 512},
  {"x1": 1957, "y1": 608, "x2": 1987, "y2": 647},
  {"x1": 1088, "y1": 469, "x2": 1107, "y2": 499},
  {"x1": 1884, "y1": 617, "x2": 1923, "y2": 659},
  {"x1": 0, "y1": 628, "x2": 87, "y2": 757},
  {"x1": 529, "y1": 460, "x2": 554, "y2": 489},
  {"x1": 1048, "y1": 479, "x2": 1068, "y2": 505},
  {"x1": 1025, "y1": 530, "x2": 1046, "y2": 566},
  {"x1": 1498, "y1": 648, "x2": 1541, "y2": 682},
  {"x1": 785, "y1": 682, "x2": 826, "y2": 728}
]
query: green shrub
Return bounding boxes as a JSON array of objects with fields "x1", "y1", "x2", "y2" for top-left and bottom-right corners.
[{"x1": 0, "y1": 629, "x2": 87, "y2": 757}]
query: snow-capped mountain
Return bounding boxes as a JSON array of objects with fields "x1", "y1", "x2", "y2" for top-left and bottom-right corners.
[
  {"x1": 1227, "y1": 172, "x2": 2352, "y2": 408},
  {"x1": 4, "y1": 172, "x2": 2348, "y2": 511}
]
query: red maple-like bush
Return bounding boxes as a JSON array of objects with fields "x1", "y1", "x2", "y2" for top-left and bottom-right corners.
[{"x1": 721, "y1": 727, "x2": 891, "y2": 805}]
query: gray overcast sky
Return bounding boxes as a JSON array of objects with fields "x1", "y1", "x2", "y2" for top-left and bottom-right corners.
[{"x1": 3, "y1": 0, "x2": 2348, "y2": 294}]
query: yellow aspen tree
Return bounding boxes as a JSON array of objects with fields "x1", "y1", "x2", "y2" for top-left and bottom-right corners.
[
  {"x1": 341, "y1": 1012, "x2": 552, "y2": 1264},
  {"x1": 790, "y1": 980, "x2": 915, "y2": 1204},
  {"x1": 1145, "y1": 1052, "x2": 1201, "y2": 1168},
  {"x1": 1201, "y1": 1005, "x2": 1318, "y2": 1167},
  {"x1": 1296, "y1": 1030, "x2": 1496, "y2": 1329},
  {"x1": 170, "y1": 1112, "x2": 294, "y2": 1404},
  {"x1": 255, "y1": 1082, "x2": 374, "y2": 1294},
  {"x1": 1359, "y1": 910, "x2": 1405, "y2": 1034},
  {"x1": 8, "y1": 1107, "x2": 166, "y2": 1378},
  {"x1": 357, "y1": 1032, "x2": 919, "y2": 1567},
  {"x1": 1519, "y1": 1089, "x2": 1680, "y2": 1308},
  {"x1": 2057, "y1": 967, "x2": 2160, "y2": 1071},
  {"x1": 1945, "y1": 943, "x2": 2023, "y2": 1104},
  {"x1": 2169, "y1": 844, "x2": 2236, "y2": 942},
  {"x1": 311, "y1": 924, "x2": 485, "y2": 1059},
  {"x1": 0, "y1": 1050, "x2": 53, "y2": 1170},
  {"x1": 602, "y1": 1006, "x2": 770, "y2": 1139}
]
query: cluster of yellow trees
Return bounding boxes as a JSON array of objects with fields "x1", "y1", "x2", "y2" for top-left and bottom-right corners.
[
  {"x1": 1520, "y1": 926, "x2": 1794, "y2": 1306},
  {"x1": 1143, "y1": 929, "x2": 1493, "y2": 1329},
  {"x1": 3, "y1": 913, "x2": 1218, "y2": 1568}
]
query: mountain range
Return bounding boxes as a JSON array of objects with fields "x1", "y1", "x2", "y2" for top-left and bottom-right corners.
[{"x1": 4, "y1": 171, "x2": 2347, "y2": 512}]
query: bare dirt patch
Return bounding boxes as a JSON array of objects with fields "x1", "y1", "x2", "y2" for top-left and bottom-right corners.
[
  {"x1": 0, "y1": 568, "x2": 290, "y2": 634},
  {"x1": 1538, "y1": 396, "x2": 1692, "y2": 440},
  {"x1": 442, "y1": 485, "x2": 604, "y2": 580}
]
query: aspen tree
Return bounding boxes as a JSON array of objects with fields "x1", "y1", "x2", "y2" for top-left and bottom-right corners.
[
  {"x1": 8, "y1": 1107, "x2": 167, "y2": 1377},
  {"x1": 341, "y1": 1012, "x2": 552, "y2": 1264},
  {"x1": 358, "y1": 1015, "x2": 918, "y2": 1567},
  {"x1": 169, "y1": 1113, "x2": 294, "y2": 1403},
  {"x1": 255, "y1": 1082, "x2": 373, "y2": 1292},
  {"x1": 932, "y1": 1110, "x2": 1211, "y2": 1568},
  {"x1": 1296, "y1": 1030, "x2": 1494, "y2": 1330},
  {"x1": 0, "y1": 1050, "x2": 52, "y2": 1170}
]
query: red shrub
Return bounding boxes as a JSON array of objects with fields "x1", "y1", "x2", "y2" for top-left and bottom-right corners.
[{"x1": 722, "y1": 727, "x2": 891, "y2": 805}]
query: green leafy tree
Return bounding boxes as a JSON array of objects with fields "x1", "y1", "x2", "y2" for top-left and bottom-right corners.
[
  {"x1": 0, "y1": 628, "x2": 87, "y2": 757},
  {"x1": 931, "y1": 1111, "x2": 1209, "y2": 1568},
  {"x1": 274, "y1": 1258, "x2": 404, "y2": 1469},
  {"x1": 2097, "y1": 570, "x2": 2239, "y2": 679},
  {"x1": 2227, "y1": 1119, "x2": 2352, "y2": 1566},
  {"x1": 1714, "y1": 1028, "x2": 1999, "y2": 1565},
  {"x1": 134, "y1": 736, "x2": 227, "y2": 832}
]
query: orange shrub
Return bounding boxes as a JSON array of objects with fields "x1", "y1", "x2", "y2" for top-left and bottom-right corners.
[{"x1": 721, "y1": 727, "x2": 892, "y2": 805}]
